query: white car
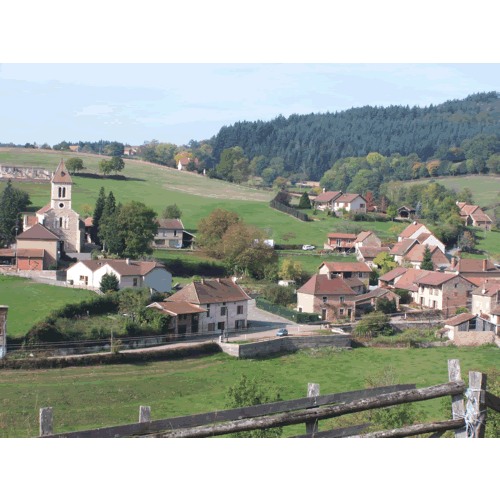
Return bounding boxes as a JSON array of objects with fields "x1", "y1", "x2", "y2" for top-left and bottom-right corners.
[{"x1": 302, "y1": 245, "x2": 315, "y2": 250}]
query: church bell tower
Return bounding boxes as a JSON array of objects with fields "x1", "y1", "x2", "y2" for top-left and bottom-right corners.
[{"x1": 51, "y1": 159, "x2": 73, "y2": 210}]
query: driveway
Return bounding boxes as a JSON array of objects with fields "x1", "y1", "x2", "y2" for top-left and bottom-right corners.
[{"x1": 247, "y1": 298, "x2": 296, "y2": 329}]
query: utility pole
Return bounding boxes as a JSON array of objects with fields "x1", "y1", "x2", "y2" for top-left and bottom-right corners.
[{"x1": 110, "y1": 328, "x2": 113, "y2": 354}]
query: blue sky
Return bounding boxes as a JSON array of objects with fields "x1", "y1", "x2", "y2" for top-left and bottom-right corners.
[{"x1": 1, "y1": 63, "x2": 499, "y2": 147}]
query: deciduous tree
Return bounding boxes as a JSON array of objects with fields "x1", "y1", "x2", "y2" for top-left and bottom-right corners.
[
  {"x1": 197, "y1": 209, "x2": 241, "y2": 259},
  {"x1": 0, "y1": 180, "x2": 31, "y2": 246},
  {"x1": 162, "y1": 204, "x2": 182, "y2": 219}
]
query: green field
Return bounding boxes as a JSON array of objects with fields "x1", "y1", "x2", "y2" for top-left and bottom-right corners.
[
  {"x1": 0, "y1": 275, "x2": 94, "y2": 339},
  {"x1": 1, "y1": 346, "x2": 499, "y2": 438}
]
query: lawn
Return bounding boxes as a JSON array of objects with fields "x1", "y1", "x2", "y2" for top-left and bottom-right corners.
[
  {"x1": 1, "y1": 345, "x2": 499, "y2": 438},
  {"x1": 0, "y1": 275, "x2": 94, "y2": 339}
]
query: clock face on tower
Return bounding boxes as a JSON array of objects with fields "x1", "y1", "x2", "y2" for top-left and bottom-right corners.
[{"x1": 59, "y1": 202, "x2": 64, "y2": 208}]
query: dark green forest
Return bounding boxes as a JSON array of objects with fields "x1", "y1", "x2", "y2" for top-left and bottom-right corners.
[{"x1": 209, "y1": 92, "x2": 500, "y2": 181}]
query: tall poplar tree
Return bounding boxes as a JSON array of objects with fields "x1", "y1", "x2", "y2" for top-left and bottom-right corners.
[{"x1": 92, "y1": 187, "x2": 106, "y2": 246}]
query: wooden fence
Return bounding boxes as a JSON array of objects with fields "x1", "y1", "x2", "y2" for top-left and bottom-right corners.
[{"x1": 37, "y1": 358, "x2": 500, "y2": 438}]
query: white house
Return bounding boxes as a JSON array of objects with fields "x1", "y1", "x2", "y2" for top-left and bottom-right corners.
[
  {"x1": 332, "y1": 194, "x2": 367, "y2": 214},
  {"x1": 177, "y1": 157, "x2": 199, "y2": 171}
]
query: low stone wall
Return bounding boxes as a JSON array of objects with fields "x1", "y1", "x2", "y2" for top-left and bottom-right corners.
[
  {"x1": 390, "y1": 320, "x2": 443, "y2": 332},
  {"x1": 219, "y1": 334, "x2": 352, "y2": 358},
  {"x1": 453, "y1": 331, "x2": 496, "y2": 347}
]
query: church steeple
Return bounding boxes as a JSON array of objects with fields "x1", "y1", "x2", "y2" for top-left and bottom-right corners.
[{"x1": 51, "y1": 159, "x2": 73, "y2": 210}]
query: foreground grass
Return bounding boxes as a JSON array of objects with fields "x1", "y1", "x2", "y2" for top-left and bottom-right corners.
[
  {"x1": 1, "y1": 345, "x2": 499, "y2": 438},
  {"x1": 0, "y1": 275, "x2": 94, "y2": 339}
]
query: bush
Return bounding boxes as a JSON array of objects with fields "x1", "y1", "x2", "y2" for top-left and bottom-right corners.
[
  {"x1": 25, "y1": 322, "x2": 64, "y2": 344},
  {"x1": 48, "y1": 264, "x2": 57, "y2": 271},
  {"x1": 394, "y1": 289, "x2": 411, "y2": 304},
  {"x1": 354, "y1": 312, "x2": 392, "y2": 338},
  {"x1": 137, "y1": 307, "x2": 171, "y2": 334},
  {"x1": 150, "y1": 292, "x2": 170, "y2": 303},
  {"x1": 455, "y1": 307, "x2": 469, "y2": 314},
  {"x1": 375, "y1": 298, "x2": 397, "y2": 314},
  {"x1": 100, "y1": 272, "x2": 119, "y2": 293},
  {"x1": 369, "y1": 269, "x2": 380, "y2": 286},
  {"x1": 262, "y1": 285, "x2": 296, "y2": 306},
  {"x1": 45, "y1": 295, "x2": 119, "y2": 324}
]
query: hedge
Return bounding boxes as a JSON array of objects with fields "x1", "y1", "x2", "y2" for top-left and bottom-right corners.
[
  {"x1": 255, "y1": 297, "x2": 318, "y2": 324},
  {"x1": 269, "y1": 200, "x2": 309, "y2": 221},
  {"x1": 0, "y1": 342, "x2": 220, "y2": 370}
]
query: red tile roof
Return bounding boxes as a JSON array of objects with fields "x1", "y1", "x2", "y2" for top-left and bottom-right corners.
[
  {"x1": 84, "y1": 217, "x2": 93, "y2": 227},
  {"x1": 399, "y1": 222, "x2": 430, "y2": 239},
  {"x1": 354, "y1": 230, "x2": 378, "y2": 243},
  {"x1": 327, "y1": 233, "x2": 356, "y2": 239},
  {"x1": 393, "y1": 269, "x2": 432, "y2": 290},
  {"x1": 0, "y1": 248, "x2": 16, "y2": 257},
  {"x1": 25, "y1": 215, "x2": 38, "y2": 227},
  {"x1": 354, "y1": 288, "x2": 399, "y2": 303},
  {"x1": 318, "y1": 261, "x2": 371, "y2": 273},
  {"x1": 444, "y1": 313, "x2": 476, "y2": 327},
  {"x1": 167, "y1": 278, "x2": 250, "y2": 305},
  {"x1": 36, "y1": 203, "x2": 52, "y2": 215},
  {"x1": 378, "y1": 267, "x2": 408, "y2": 282},
  {"x1": 335, "y1": 193, "x2": 365, "y2": 203},
  {"x1": 52, "y1": 160, "x2": 72, "y2": 184},
  {"x1": 150, "y1": 301, "x2": 207, "y2": 316},
  {"x1": 17, "y1": 224, "x2": 59, "y2": 241},
  {"x1": 459, "y1": 205, "x2": 481, "y2": 216},
  {"x1": 405, "y1": 245, "x2": 449, "y2": 265},
  {"x1": 314, "y1": 191, "x2": 343, "y2": 202},
  {"x1": 390, "y1": 239, "x2": 417, "y2": 256},
  {"x1": 156, "y1": 219, "x2": 184, "y2": 230},
  {"x1": 472, "y1": 282, "x2": 500, "y2": 297},
  {"x1": 451, "y1": 259, "x2": 497, "y2": 273},
  {"x1": 297, "y1": 275, "x2": 356, "y2": 296},
  {"x1": 414, "y1": 272, "x2": 460, "y2": 286},
  {"x1": 470, "y1": 213, "x2": 492, "y2": 222},
  {"x1": 358, "y1": 247, "x2": 391, "y2": 259},
  {"x1": 69, "y1": 259, "x2": 166, "y2": 276},
  {"x1": 178, "y1": 157, "x2": 198, "y2": 166}
]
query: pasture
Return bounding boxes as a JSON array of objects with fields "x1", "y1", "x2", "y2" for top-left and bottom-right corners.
[
  {"x1": 1, "y1": 345, "x2": 499, "y2": 437},
  {"x1": 0, "y1": 275, "x2": 94, "y2": 339}
]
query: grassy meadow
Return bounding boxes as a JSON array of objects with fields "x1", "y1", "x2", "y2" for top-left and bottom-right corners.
[
  {"x1": 1, "y1": 345, "x2": 499, "y2": 438},
  {"x1": 0, "y1": 275, "x2": 94, "y2": 339}
]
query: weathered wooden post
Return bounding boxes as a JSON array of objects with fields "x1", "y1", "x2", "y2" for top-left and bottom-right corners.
[
  {"x1": 448, "y1": 359, "x2": 466, "y2": 438},
  {"x1": 139, "y1": 406, "x2": 151, "y2": 423},
  {"x1": 305, "y1": 383, "x2": 320, "y2": 435},
  {"x1": 0, "y1": 305, "x2": 8, "y2": 359},
  {"x1": 468, "y1": 371, "x2": 487, "y2": 438},
  {"x1": 40, "y1": 407, "x2": 53, "y2": 436}
]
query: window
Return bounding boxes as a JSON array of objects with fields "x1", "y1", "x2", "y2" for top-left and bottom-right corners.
[
  {"x1": 322, "y1": 296, "x2": 327, "y2": 303},
  {"x1": 133, "y1": 278, "x2": 138, "y2": 286},
  {"x1": 218, "y1": 322, "x2": 225, "y2": 331},
  {"x1": 174, "y1": 230, "x2": 177, "y2": 236},
  {"x1": 359, "y1": 272, "x2": 364, "y2": 278},
  {"x1": 79, "y1": 275, "x2": 85, "y2": 281},
  {"x1": 340, "y1": 296, "x2": 345, "y2": 303},
  {"x1": 237, "y1": 305, "x2": 243, "y2": 314},
  {"x1": 208, "y1": 323, "x2": 215, "y2": 332},
  {"x1": 298, "y1": 307, "x2": 303, "y2": 312},
  {"x1": 206, "y1": 304, "x2": 210, "y2": 314},
  {"x1": 62, "y1": 187, "x2": 66, "y2": 198},
  {"x1": 236, "y1": 320, "x2": 245, "y2": 329},
  {"x1": 455, "y1": 283, "x2": 458, "y2": 288},
  {"x1": 58, "y1": 187, "x2": 62, "y2": 197},
  {"x1": 340, "y1": 308, "x2": 345, "y2": 315},
  {"x1": 59, "y1": 217, "x2": 63, "y2": 228},
  {"x1": 221, "y1": 307, "x2": 227, "y2": 316},
  {"x1": 420, "y1": 297, "x2": 424, "y2": 305},
  {"x1": 347, "y1": 240, "x2": 351, "y2": 244},
  {"x1": 337, "y1": 239, "x2": 341, "y2": 246},
  {"x1": 360, "y1": 204, "x2": 365, "y2": 208}
]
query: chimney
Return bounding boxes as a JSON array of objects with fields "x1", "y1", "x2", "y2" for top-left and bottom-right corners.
[
  {"x1": 322, "y1": 188, "x2": 326, "y2": 193},
  {"x1": 216, "y1": 278, "x2": 221, "y2": 283},
  {"x1": 483, "y1": 259, "x2": 487, "y2": 272},
  {"x1": 200, "y1": 278, "x2": 204, "y2": 284},
  {"x1": 126, "y1": 258, "x2": 131, "y2": 265},
  {"x1": 451, "y1": 257, "x2": 456, "y2": 268}
]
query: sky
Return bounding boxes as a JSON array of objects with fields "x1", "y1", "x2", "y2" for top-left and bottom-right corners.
[{"x1": 1, "y1": 63, "x2": 499, "y2": 147}]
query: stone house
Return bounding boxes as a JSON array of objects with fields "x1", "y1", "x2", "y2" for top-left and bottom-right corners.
[
  {"x1": 158, "y1": 278, "x2": 250, "y2": 334},
  {"x1": 147, "y1": 301, "x2": 208, "y2": 337},
  {"x1": 446, "y1": 258, "x2": 500, "y2": 279},
  {"x1": 378, "y1": 267, "x2": 432, "y2": 293},
  {"x1": 318, "y1": 261, "x2": 371, "y2": 286},
  {"x1": 411, "y1": 272, "x2": 476, "y2": 313},
  {"x1": 354, "y1": 288, "x2": 400, "y2": 315},
  {"x1": 16, "y1": 224, "x2": 59, "y2": 270},
  {"x1": 324, "y1": 233, "x2": 356, "y2": 252},
  {"x1": 456, "y1": 202, "x2": 492, "y2": 230},
  {"x1": 66, "y1": 259, "x2": 172, "y2": 292},
  {"x1": 356, "y1": 246, "x2": 391, "y2": 267},
  {"x1": 353, "y1": 230, "x2": 381, "y2": 249},
  {"x1": 404, "y1": 244, "x2": 450, "y2": 270},
  {"x1": 152, "y1": 219, "x2": 194, "y2": 249},
  {"x1": 297, "y1": 274, "x2": 357, "y2": 321}
]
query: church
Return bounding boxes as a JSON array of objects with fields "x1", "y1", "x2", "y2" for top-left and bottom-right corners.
[{"x1": 16, "y1": 160, "x2": 85, "y2": 270}]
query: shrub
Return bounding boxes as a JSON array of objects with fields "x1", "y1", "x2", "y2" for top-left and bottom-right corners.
[
  {"x1": 354, "y1": 312, "x2": 392, "y2": 338},
  {"x1": 262, "y1": 285, "x2": 296, "y2": 306},
  {"x1": 48, "y1": 264, "x2": 57, "y2": 271},
  {"x1": 137, "y1": 307, "x2": 171, "y2": 334},
  {"x1": 394, "y1": 289, "x2": 411, "y2": 304},
  {"x1": 369, "y1": 269, "x2": 380, "y2": 286},
  {"x1": 297, "y1": 192, "x2": 311, "y2": 209},
  {"x1": 375, "y1": 298, "x2": 397, "y2": 314},
  {"x1": 100, "y1": 272, "x2": 119, "y2": 293},
  {"x1": 123, "y1": 321, "x2": 141, "y2": 336},
  {"x1": 455, "y1": 307, "x2": 469, "y2": 314},
  {"x1": 150, "y1": 292, "x2": 170, "y2": 303},
  {"x1": 25, "y1": 322, "x2": 64, "y2": 344}
]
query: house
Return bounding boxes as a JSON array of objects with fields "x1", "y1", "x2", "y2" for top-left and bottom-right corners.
[
  {"x1": 356, "y1": 246, "x2": 391, "y2": 267},
  {"x1": 398, "y1": 221, "x2": 432, "y2": 242},
  {"x1": 152, "y1": 219, "x2": 194, "y2": 249},
  {"x1": 446, "y1": 258, "x2": 500, "y2": 279},
  {"x1": 297, "y1": 274, "x2": 357, "y2": 321},
  {"x1": 318, "y1": 261, "x2": 371, "y2": 286},
  {"x1": 147, "y1": 301, "x2": 208, "y2": 337},
  {"x1": 471, "y1": 281, "x2": 500, "y2": 317},
  {"x1": 354, "y1": 230, "x2": 381, "y2": 249},
  {"x1": 404, "y1": 244, "x2": 450, "y2": 270},
  {"x1": 355, "y1": 288, "x2": 401, "y2": 314},
  {"x1": 414, "y1": 232, "x2": 445, "y2": 253},
  {"x1": 331, "y1": 194, "x2": 367, "y2": 214},
  {"x1": 177, "y1": 157, "x2": 199, "y2": 171},
  {"x1": 412, "y1": 272, "x2": 476, "y2": 313},
  {"x1": 66, "y1": 259, "x2": 172, "y2": 292},
  {"x1": 457, "y1": 202, "x2": 492, "y2": 230},
  {"x1": 398, "y1": 206, "x2": 416, "y2": 219},
  {"x1": 69, "y1": 145, "x2": 79, "y2": 153},
  {"x1": 324, "y1": 233, "x2": 356, "y2": 252},
  {"x1": 343, "y1": 278, "x2": 367, "y2": 295},
  {"x1": 123, "y1": 146, "x2": 138, "y2": 156},
  {"x1": 157, "y1": 278, "x2": 250, "y2": 334},
  {"x1": 389, "y1": 239, "x2": 420, "y2": 264},
  {"x1": 16, "y1": 224, "x2": 60, "y2": 270},
  {"x1": 443, "y1": 312, "x2": 496, "y2": 345},
  {"x1": 313, "y1": 190, "x2": 343, "y2": 211}
]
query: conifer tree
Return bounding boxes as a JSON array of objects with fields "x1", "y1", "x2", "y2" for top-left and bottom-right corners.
[
  {"x1": 92, "y1": 187, "x2": 106, "y2": 246},
  {"x1": 420, "y1": 245, "x2": 434, "y2": 271},
  {"x1": 297, "y1": 191, "x2": 311, "y2": 209}
]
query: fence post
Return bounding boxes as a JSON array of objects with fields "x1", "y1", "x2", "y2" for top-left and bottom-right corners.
[
  {"x1": 40, "y1": 407, "x2": 53, "y2": 436},
  {"x1": 447, "y1": 359, "x2": 466, "y2": 438},
  {"x1": 139, "y1": 406, "x2": 151, "y2": 423},
  {"x1": 305, "y1": 383, "x2": 320, "y2": 435},
  {"x1": 467, "y1": 371, "x2": 487, "y2": 438}
]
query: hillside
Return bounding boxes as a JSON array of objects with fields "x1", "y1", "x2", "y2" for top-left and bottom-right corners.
[{"x1": 210, "y1": 92, "x2": 500, "y2": 180}]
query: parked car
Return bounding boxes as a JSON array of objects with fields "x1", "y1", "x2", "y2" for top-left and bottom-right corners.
[
  {"x1": 277, "y1": 328, "x2": 288, "y2": 337},
  {"x1": 302, "y1": 245, "x2": 315, "y2": 250}
]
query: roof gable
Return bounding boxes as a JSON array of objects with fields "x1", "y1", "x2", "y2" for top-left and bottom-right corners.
[
  {"x1": 17, "y1": 223, "x2": 59, "y2": 240},
  {"x1": 297, "y1": 275, "x2": 356, "y2": 296},
  {"x1": 52, "y1": 160, "x2": 73, "y2": 184},
  {"x1": 167, "y1": 278, "x2": 250, "y2": 304},
  {"x1": 318, "y1": 261, "x2": 371, "y2": 273},
  {"x1": 313, "y1": 191, "x2": 343, "y2": 202}
]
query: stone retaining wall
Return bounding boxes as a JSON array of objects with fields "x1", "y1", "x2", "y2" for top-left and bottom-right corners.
[{"x1": 219, "y1": 334, "x2": 352, "y2": 358}]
